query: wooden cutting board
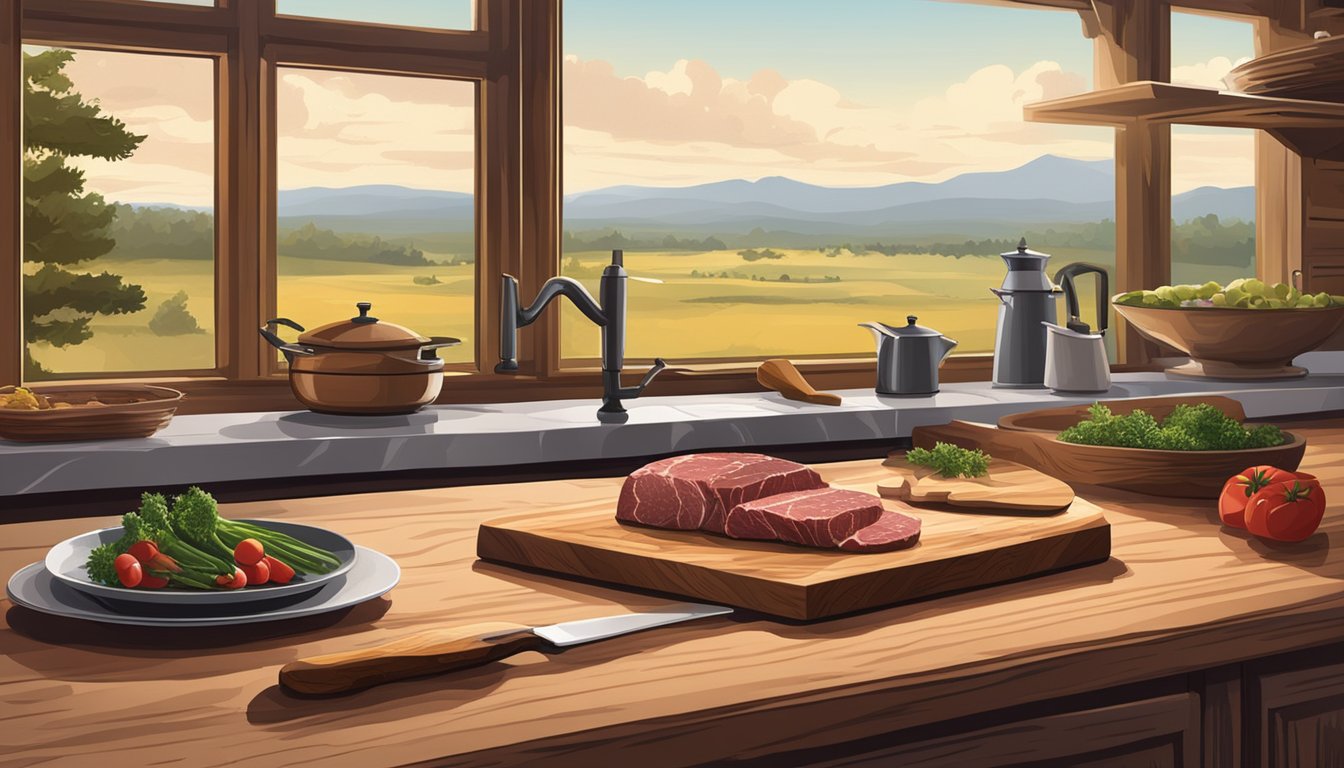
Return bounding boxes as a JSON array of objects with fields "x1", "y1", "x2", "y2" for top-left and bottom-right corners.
[
  {"x1": 477, "y1": 467, "x2": 1110, "y2": 621},
  {"x1": 878, "y1": 456, "x2": 1075, "y2": 512}
]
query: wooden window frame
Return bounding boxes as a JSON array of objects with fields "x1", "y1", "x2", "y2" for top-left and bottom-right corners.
[{"x1": 0, "y1": 0, "x2": 1298, "y2": 414}]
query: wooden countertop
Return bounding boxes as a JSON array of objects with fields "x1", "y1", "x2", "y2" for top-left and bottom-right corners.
[{"x1": 3, "y1": 422, "x2": 1344, "y2": 767}]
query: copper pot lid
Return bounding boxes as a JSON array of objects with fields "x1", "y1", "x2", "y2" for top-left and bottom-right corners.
[{"x1": 298, "y1": 302, "x2": 429, "y2": 350}]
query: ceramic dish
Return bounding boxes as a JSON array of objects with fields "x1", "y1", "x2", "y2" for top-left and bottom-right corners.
[
  {"x1": 8, "y1": 545, "x2": 398, "y2": 627},
  {"x1": 44, "y1": 520, "x2": 356, "y2": 606},
  {"x1": 0, "y1": 383, "x2": 183, "y2": 442}
]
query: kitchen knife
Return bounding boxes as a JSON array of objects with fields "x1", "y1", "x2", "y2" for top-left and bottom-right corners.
[{"x1": 279, "y1": 602, "x2": 733, "y2": 696}]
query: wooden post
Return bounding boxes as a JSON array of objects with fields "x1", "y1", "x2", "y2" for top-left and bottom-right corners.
[
  {"x1": 481, "y1": 0, "x2": 523, "y2": 376},
  {"x1": 0, "y1": 0, "x2": 19, "y2": 385},
  {"x1": 1090, "y1": 0, "x2": 1171, "y2": 366},
  {"x1": 520, "y1": 0, "x2": 560, "y2": 376}
]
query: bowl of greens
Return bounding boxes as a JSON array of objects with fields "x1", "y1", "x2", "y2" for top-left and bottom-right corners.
[
  {"x1": 1111, "y1": 279, "x2": 1344, "y2": 379},
  {"x1": 996, "y1": 397, "x2": 1306, "y2": 498}
]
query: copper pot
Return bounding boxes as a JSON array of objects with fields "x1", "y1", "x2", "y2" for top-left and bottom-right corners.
[{"x1": 259, "y1": 302, "x2": 460, "y2": 415}]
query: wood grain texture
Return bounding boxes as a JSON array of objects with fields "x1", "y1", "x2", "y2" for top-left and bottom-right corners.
[
  {"x1": 878, "y1": 457, "x2": 1075, "y2": 512},
  {"x1": 477, "y1": 467, "x2": 1109, "y2": 620},
  {"x1": 756, "y1": 359, "x2": 843, "y2": 406},
  {"x1": 799, "y1": 693, "x2": 1198, "y2": 768},
  {"x1": 1258, "y1": 658, "x2": 1344, "y2": 768},
  {"x1": 913, "y1": 420, "x2": 1308, "y2": 499},
  {"x1": 3, "y1": 421, "x2": 1344, "y2": 767},
  {"x1": 280, "y1": 622, "x2": 542, "y2": 696},
  {"x1": 0, "y1": 0, "x2": 18, "y2": 388}
]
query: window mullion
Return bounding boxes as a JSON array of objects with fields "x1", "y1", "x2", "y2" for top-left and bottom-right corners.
[
  {"x1": 1, "y1": 0, "x2": 19, "y2": 385},
  {"x1": 219, "y1": 0, "x2": 274, "y2": 380}
]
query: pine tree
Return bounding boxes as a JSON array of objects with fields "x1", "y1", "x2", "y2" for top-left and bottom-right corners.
[{"x1": 23, "y1": 49, "x2": 147, "y2": 378}]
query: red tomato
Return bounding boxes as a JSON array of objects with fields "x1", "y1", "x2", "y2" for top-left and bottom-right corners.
[
  {"x1": 264, "y1": 556, "x2": 295, "y2": 585},
  {"x1": 139, "y1": 574, "x2": 169, "y2": 589},
  {"x1": 233, "y1": 538, "x2": 265, "y2": 566},
  {"x1": 239, "y1": 558, "x2": 270, "y2": 586},
  {"x1": 1218, "y1": 466, "x2": 1309, "y2": 528},
  {"x1": 127, "y1": 540, "x2": 159, "y2": 565},
  {"x1": 1244, "y1": 478, "x2": 1326, "y2": 542},
  {"x1": 114, "y1": 553, "x2": 143, "y2": 588},
  {"x1": 216, "y1": 569, "x2": 247, "y2": 590}
]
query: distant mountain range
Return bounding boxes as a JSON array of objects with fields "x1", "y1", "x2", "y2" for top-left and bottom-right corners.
[{"x1": 134, "y1": 155, "x2": 1255, "y2": 238}]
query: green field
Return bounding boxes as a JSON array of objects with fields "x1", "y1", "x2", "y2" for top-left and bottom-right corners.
[{"x1": 31, "y1": 246, "x2": 1255, "y2": 377}]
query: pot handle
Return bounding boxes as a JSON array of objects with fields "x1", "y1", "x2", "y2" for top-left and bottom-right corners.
[
  {"x1": 419, "y1": 336, "x2": 462, "y2": 360},
  {"x1": 259, "y1": 317, "x2": 315, "y2": 363}
]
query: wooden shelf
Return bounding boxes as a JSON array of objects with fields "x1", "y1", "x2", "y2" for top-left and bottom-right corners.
[{"x1": 1025, "y1": 81, "x2": 1344, "y2": 159}]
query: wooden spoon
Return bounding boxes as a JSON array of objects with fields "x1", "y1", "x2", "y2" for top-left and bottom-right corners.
[{"x1": 757, "y1": 358, "x2": 842, "y2": 406}]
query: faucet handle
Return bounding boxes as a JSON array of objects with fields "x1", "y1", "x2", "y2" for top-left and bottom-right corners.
[{"x1": 633, "y1": 358, "x2": 666, "y2": 393}]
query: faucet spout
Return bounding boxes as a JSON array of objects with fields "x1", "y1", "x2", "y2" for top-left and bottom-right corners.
[
  {"x1": 495, "y1": 274, "x2": 606, "y2": 373},
  {"x1": 496, "y1": 249, "x2": 666, "y2": 419}
]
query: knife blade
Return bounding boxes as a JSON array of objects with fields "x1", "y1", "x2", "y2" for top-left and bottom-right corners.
[{"x1": 279, "y1": 602, "x2": 733, "y2": 696}]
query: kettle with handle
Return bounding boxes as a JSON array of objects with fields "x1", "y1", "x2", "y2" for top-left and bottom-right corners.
[
  {"x1": 859, "y1": 316, "x2": 958, "y2": 395},
  {"x1": 1042, "y1": 263, "x2": 1111, "y2": 393}
]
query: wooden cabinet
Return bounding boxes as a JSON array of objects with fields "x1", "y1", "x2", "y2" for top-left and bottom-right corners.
[
  {"x1": 1255, "y1": 655, "x2": 1344, "y2": 768},
  {"x1": 785, "y1": 695, "x2": 1201, "y2": 768}
]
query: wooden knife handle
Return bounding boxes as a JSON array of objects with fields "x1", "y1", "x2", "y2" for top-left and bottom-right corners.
[{"x1": 279, "y1": 622, "x2": 548, "y2": 696}]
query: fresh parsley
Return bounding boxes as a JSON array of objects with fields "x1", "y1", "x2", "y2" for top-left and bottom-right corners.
[
  {"x1": 1057, "y1": 402, "x2": 1284, "y2": 451},
  {"x1": 907, "y1": 442, "x2": 991, "y2": 478}
]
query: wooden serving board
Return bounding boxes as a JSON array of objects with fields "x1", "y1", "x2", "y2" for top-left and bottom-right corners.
[
  {"x1": 477, "y1": 468, "x2": 1110, "y2": 621},
  {"x1": 879, "y1": 457, "x2": 1075, "y2": 512}
]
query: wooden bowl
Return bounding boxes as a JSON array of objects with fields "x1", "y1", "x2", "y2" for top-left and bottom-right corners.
[
  {"x1": 1112, "y1": 299, "x2": 1344, "y2": 379},
  {"x1": 0, "y1": 384, "x2": 183, "y2": 442},
  {"x1": 997, "y1": 395, "x2": 1248, "y2": 434},
  {"x1": 914, "y1": 418, "x2": 1306, "y2": 499}
]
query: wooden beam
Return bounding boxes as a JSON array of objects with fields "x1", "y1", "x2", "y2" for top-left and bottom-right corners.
[
  {"x1": 1092, "y1": 0, "x2": 1171, "y2": 366},
  {"x1": 478, "y1": 0, "x2": 522, "y2": 377},
  {"x1": 521, "y1": 0, "x2": 561, "y2": 377},
  {"x1": 217, "y1": 0, "x2": 272, "y2": 379},
  {"x1": 0, "y1": 0, "x2": 19, "y2": 385}
]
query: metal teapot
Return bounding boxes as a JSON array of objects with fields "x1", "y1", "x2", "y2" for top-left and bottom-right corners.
[{"x1": 859, "y1": 316, "x2": 958, "y2": 395}]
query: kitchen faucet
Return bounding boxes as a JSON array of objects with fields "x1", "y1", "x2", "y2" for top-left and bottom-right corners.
[{"x1": 496, "y1": 249, "x2": 666, "y2": 419}]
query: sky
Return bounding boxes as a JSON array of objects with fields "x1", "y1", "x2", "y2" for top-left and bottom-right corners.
[{"x1": 34, "y1": 1, "x2": 1256, "y2": 206}]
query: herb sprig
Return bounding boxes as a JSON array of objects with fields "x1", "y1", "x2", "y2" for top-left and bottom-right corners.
[
  {"x1": 1057, "y1": 402, "x2": 1283, "y2": 451},
  {"x1": 906, "y1": 442, "x2": 991, "y2": 479}
]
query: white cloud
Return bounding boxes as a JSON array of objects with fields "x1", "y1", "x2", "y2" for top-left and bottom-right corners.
[{"x1": 1172, "y1": 55, "x2": 1253, "y2": 89}]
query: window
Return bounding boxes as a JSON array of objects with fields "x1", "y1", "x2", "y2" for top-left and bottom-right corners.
[
  {"x1": 22, "y1": 47, "x2": 215, "y2": 380},
  {"x1": 1169, "y1": 12, "x2": 1256, "y2": 288},
  {"x1": 276, "y1": 68, "x2": 476, "y2": 366},
  {"x1": 561, "y1": 0, "x2": 1114, "y2": 362},
  {"x1": 0, "y1": 2, "x2": 1300, "y2": 411}
]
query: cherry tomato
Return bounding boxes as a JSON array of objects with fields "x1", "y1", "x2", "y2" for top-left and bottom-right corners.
[
  {"x1": 239, "y1": 558, "x2": 270, "y2": 586},
  {"x1": 1218, "y1": 466, "x2": 1312, "y2": 528},
  {"x1": 139, "y1": 574, "x2": 169, "y2": 589},
  {"x1": 127, "y1": 540, "x2": 159, "y2": 565},
  {"x1": 233, "y1": 538, "x2": 265, "y2": 566},
  {"x1": 1245, "y1": 478, "x2": 1326, "y2": 542},
  {"x1": 114, "y1": 553, "x2": 143, "y2": 588},
  {"x1": 264, "y1": 556, "x2": 295, "y2": 585}
]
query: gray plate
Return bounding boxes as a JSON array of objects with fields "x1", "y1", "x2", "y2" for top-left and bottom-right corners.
[
  {"x1": 8, "y1": 545, "x2": 398, "y2": 627},
  {"x1": 44, "y1": 520, "x2": 357, "y2": 606}
]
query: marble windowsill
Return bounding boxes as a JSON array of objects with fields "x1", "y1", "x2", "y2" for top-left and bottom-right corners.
[{"x1": 3, "y1": 352, "x2": 1343, "y2": 497}]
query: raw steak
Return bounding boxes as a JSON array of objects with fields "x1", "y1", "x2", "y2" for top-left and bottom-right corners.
[
  {"x1": 839, "y1": 510, "x2": 922, "y2": 553},
  {"x1": 616, "y1": 453, "x2": 827, "y2": 533},
  {"x1": 723, "y1": 488, "x2": 886, "y2": 548}
]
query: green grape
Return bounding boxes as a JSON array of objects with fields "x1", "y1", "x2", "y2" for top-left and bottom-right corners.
[
  {"x1": 1210, "y1": 292, "x2": 1228, "y2": 307},
  {"x1": 1271, "y1": 282, "x2": 1290, "y2": 299},
  {"x1": 1243, "y1": 278, "x2": 1266, "y2": 297},
  {"x1": 1155, "y1": 285, "x2": 1179, "y2": 302},
  {"x1": 1266, "y1": 298, "x2": 1287, "y2": 309},
  {"x1": 1225, "y1": 287, "x2": 1246, "y2": 305},
  {"x1": 1315, "y1": 292, "x2": 1332, "y2": 307},
  {"x1": 1173, "y1": 284, "x2": 1197, "y2": 301},
  {"x1": 1197, "y1": 281, "x2": 1221, "y2": 300},
  {"x1": 1225, "y1": 278, "x2": 1247, "y2": 292}
]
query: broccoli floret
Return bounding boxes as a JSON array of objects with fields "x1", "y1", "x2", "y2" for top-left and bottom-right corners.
[{"x1": 85, "y1": 543, "x2": 120, "y2": 586}]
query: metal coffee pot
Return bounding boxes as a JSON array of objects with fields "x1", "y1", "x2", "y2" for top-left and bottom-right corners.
[
  {"x1": 991, "y1": 239, "x2": 1062, "y2": 388},
  {"x1": 859, "y1": 316, "x2": 958, "y2": 395},
  {"x1": 1043, "y1": 263, "x2": 1111, "y2": 393}
]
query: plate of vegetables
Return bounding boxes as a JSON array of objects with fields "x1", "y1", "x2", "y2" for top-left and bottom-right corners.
[{"x1": 45, "y1": 487, "x2": 356, "y2": 606}]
